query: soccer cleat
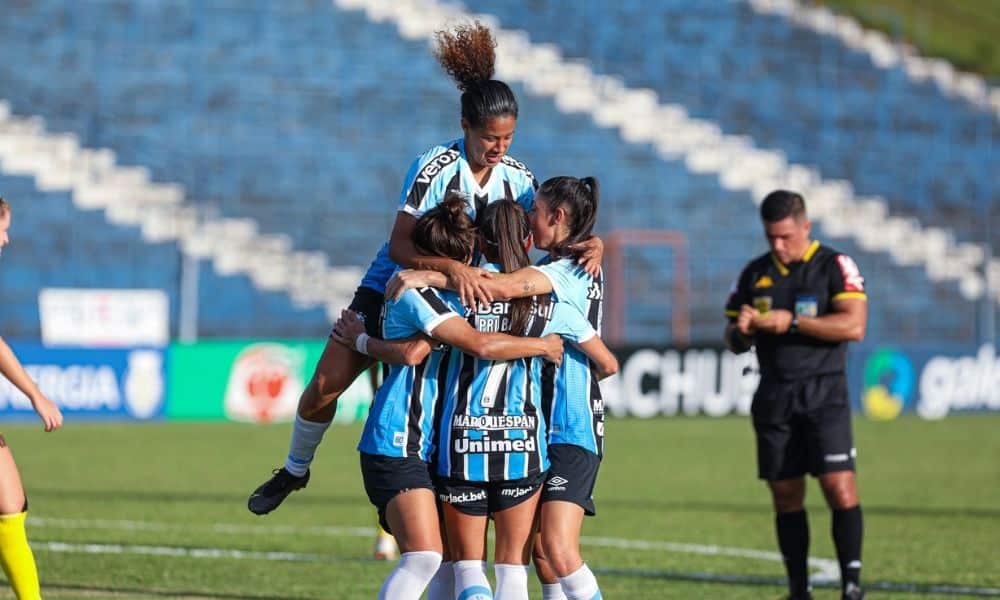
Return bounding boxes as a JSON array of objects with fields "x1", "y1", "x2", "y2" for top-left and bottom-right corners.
[
  {"x1": 842, "y1": 583, "x2": 864, "y2": 600},
  {"x1": 373, "y1": 529, "x2": 399, "y2": 561},
  {"x1": 247, "y1": 468, "x2": 310, "y2": 515}
]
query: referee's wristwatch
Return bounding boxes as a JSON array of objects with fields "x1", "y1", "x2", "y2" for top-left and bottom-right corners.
[{"x1": 789, "y1": 316, "x2": 799, "y2": 334}]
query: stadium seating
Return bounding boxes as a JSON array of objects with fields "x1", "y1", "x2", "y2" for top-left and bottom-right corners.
[{"x1": 0, "y1": 0, "x2": 992, "y2": 344}]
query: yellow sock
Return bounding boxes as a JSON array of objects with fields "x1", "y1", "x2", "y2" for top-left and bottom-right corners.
[{"x1": 0, "y1": 511, "x2": 41, "y2": 600}]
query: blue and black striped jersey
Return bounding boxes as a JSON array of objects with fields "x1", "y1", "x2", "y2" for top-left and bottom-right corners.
[
  {"x1": 357, "y1": 286, "x2": 465, "y2": 461},
  {"x1": 435, "y1": 264, "x2": 596, "y2": 482},
  {"x1": 531, "y1": 256, "x2": 606, "y2": 456},
  {"x1": 360, "y1": 138, "x2": 537, "y2": 293}
]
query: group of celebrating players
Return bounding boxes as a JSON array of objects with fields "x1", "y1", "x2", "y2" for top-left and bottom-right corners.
[
  {"x1": 243, "y1": 19, "x2": 869, "y2": 600},
  {"x1": 247, "y1": 22, "x2": 613, "y2": 600}
]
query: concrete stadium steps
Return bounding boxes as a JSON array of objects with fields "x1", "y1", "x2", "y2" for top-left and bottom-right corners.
[
  {"x1": 0, "y1": 174, "x2": 328, "y2": 339},
  {"x1": 465, "y1": 0, "x2": 998, "y2": 250},
  {"x1": 0, "y1": 0, "x2": 989, "y2": 343}
]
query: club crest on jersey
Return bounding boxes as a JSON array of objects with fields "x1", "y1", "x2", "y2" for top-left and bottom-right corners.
[{"x1": 753, "y1": 296, "x2": 773, "y2": 313}]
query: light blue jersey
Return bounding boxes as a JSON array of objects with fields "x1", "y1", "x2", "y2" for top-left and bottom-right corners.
[
  {"x1": 436, "y1": 264, "x2": 597, "y2": 482},
  {"x1": 360, "y1": 139, "x2": 537, "y2": 293},
  {"x1": 531, "y1": 256, "x2": 606, "y2": 456},
  {"x1": 357, "y1": 286, "x2": 465, "y2": 461}
]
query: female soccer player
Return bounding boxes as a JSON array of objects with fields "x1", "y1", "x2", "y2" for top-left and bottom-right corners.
[
  {"x1": 247, "y1": 21, "x2": 607, "y2": 517},
  {"x1": 0, "y1": 197, "x2": 63, "y2": 599},
  {"x1": 334, "y1": 195, "x2": 563, "y2": 600},
  {"x1": 388, "y1": 176, "x2": 609, "y2": 600}
]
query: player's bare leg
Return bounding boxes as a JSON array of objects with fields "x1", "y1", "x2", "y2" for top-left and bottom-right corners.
[
  {"x1": 248, "y1": 339, "x2": 372, "y2": 515},
  {"x1": 0, "y1": 439, "x2": 40, "y2": 599},
  {"x1": 493, "y1": 489, "x2": 541, "y2": 599},
  {"x1": 537, "y1": 501, "x2": 602, "y2": 599},
  {"x1": 378, "y1": 489, "x2": 443, "y2": 600}
]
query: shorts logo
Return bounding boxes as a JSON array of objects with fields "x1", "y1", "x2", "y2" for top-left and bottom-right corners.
[
  {"x1": 439, "y1": 490, "x2": 487, "y2": 505},
  {"x1": 500, "y1": 486, "x2": 535, "y2": 499},
  {"x1": 546, "y1": 476, "x2": 568, "y2": 492},
  {"x1": 824, "y1": 453, "x2": 850, "y2": 463}
]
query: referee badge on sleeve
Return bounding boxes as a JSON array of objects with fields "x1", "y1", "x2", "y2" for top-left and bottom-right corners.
[{"x1": 795, "y1": 295, "x2": 818, "y2": 317}]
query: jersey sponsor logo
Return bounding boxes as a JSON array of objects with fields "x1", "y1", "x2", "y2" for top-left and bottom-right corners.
[
  {"x1": 406, "y1": 149, "x2": 461, "y2": 207},
  {"x1": 392, "y1": 431, "x2": 405, "y2": 447},
  {"x1": 754, "y1": 275, "x2": 774, "y2": 289},
  {"x1": 836, "y1": 255, "x2": 865, "y2": 292},
  {"x1": 500, "y1": 485, "x2": 535, "y2": 499},
  {"x1": 452, "y1": 414, "x2": 537, "y2": 430},
  {"x1": 415, "y1": 149, "x2": 460, "y2": 186},
  {"x1": 439, "y1": 489, "x2": 487, "y2": 505},
  {"x1": 453, "y1": 435, "x2": 537, "y2": 454}
]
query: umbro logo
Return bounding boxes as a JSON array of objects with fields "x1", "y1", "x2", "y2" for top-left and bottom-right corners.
[{"x1": 546, "y1": 476, "x2": 568, "y2": 492}]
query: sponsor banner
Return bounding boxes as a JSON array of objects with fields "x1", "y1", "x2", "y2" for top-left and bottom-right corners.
[
  {"x1": 39, "y1": 288, "x2": 169, "y2": 347},
  {"x1": 0, "y1": 343, "x2": 166, "y2": 421},
  {"x1": 167, "y1": 340, "x2": 372, "y2": 424},
  {"x1": 856, "y1": 344, "x2": 1000, "y2": 421},
  {"x1": 601, "y1": 346, "x2": 760, "y2": 418},
  {"x1": 603, "y1": 343, "x2": 1000, "y2": 420}
]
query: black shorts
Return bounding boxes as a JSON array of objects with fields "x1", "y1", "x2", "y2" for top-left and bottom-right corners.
[
  {"x1": 334, "y1": 286, "x2": 384, "y2": 339},
  {"x1": 436, "y1": 471, "x2": 545, "y2": 517},
  {"x1": 752, "y1": 373, "x2": 856, "y2": 481},
  {"x1": 541, "y1": 444, "x2": 601, "y2": 516},
  {"x1": 359, "y1": 452, "x2": 435, "y2": 533}
]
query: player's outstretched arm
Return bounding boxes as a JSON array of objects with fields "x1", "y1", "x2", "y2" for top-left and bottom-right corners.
[
  {"x1": 567, "y1": 235, "x2": 604, "y2": 278},
  {"x1": 0, "y1": 336, "x2": 63, "y2": 431},
  {"x1": 576, "y1": 335, "x2": 619, "y2": 380},
  {"x1": 430, "y1": 318, "x2": 563, "y2": 365},
  {"x1": 387, "y1": 212, "x2": 494, "y2": 307},
  {"x1": 332, "y1": 310, "x2": 433, "y2": 366},
  {"x1": 386, "y1": 265, "x2": 554, "y2": 305}
]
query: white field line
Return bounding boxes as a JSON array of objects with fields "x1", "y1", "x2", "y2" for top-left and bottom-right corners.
[{"x1": 30, "y1": 516, "x2": 839, "y2": 581}]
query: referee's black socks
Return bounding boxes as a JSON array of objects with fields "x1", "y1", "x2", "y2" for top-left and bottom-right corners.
[
  {"x1": 775, "y1": 509, "x2": 811, "y2": 597},
  {"x1": 832, "y1": 505, "x2": 863, "y2": 592}
]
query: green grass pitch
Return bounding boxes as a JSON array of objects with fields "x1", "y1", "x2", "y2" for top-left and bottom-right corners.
[{"x1": 1, "y1": 415, "x2": 997, "y2": 599}]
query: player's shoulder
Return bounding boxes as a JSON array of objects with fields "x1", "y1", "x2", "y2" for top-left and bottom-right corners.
[
  {"x1": 413, "y1": 139, "x2": 461, "y2": 163},
  {"x1": 741, "y1": 251, "x2": 773, "y2": 275},
  {"x1": 813, "y1": 243, "x2": 857, "y2": 269},
  {"x1": 500, "y1": 154, "x2": 536, "y2": 182}
]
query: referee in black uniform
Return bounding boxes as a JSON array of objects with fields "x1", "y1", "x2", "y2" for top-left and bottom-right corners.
[{"x1": 725, "y1": 191, "x2": 867, "y2": 600}]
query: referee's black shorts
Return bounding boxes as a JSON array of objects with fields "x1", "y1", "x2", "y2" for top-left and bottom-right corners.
[{"x1": 751, "y1": 373, "x2": 856, "y2": 481}]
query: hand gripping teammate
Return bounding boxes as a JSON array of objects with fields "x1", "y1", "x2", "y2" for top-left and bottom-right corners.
[
  {"x1": 248, "y1": 21, "x2": 548, "y2": 514},
  {"x1": 725, "y1": 190, "x2": 868, "y2": 600},
  {"x1": 0, "y1": 197, "x2": 64, "y2": 599},
  {"x1": 389, "y1": 176, "x2": 612, "y2": 600},
  {"x1": 331, "y1": 195, "x2": 565, "y2": 600}
]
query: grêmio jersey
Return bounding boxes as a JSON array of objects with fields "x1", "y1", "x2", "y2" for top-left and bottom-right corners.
[
  {"x1": 359, "y1": 138, "x2": 538, "y2": 294},
  {"x1": 357, "y1": 286, "x2": 465, "y2": 461},
  {"x1": 530, "y1": 256, "x2": 606, "y2": 457},
  {"x1": 435, "y1": 264, "x2": 597, "y2": 483},
  {"x1": 725, "y1": 240, "x2": 867, "y2": 381}
]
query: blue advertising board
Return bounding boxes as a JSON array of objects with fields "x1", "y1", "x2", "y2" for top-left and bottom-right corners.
[
  {"x1": 0, "y1": 343, "x2": 167, "y2": 421},
  {"x1": 851, "y1": 343, "x2": 1000, "y2": 421}
]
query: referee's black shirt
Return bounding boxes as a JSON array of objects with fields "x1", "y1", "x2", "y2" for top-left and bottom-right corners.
[{"x1": 725, "y1": 241, "x2": 867, "y2": 381}]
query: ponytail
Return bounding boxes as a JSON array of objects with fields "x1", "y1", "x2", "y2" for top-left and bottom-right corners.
[
  {"x1": 411, "y1": 192, "x2": 477, "y2": 263},
  {"x1": 478, "y1": 200, "x2": 533, "y2": 334},
  {"x1": 434, "y1": 22, "x2": 518, "y2": 128},
  {"x1": 538, "y1": 176, "x2": 599, "y2": 258}
]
